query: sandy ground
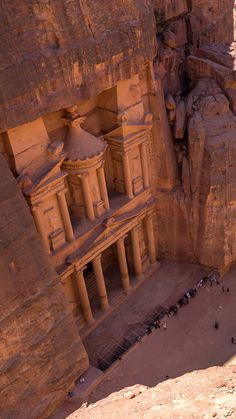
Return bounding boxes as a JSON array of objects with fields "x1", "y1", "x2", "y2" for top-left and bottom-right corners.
[
  {"x1": 89, "y1": 265, "x2": 236, "y2": 404},
  {"x1": 53, "y1": 262, "x2": 236, "y2": 418},
  {"x1": 83, "y1": 261, "x2": 205, "y2": 368}
]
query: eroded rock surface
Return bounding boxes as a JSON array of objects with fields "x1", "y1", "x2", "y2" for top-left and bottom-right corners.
[
  {"x1": 0, "y1": 155, "x2": 89, "y2": 418},
  {"x1": 186, "y1": 78, "x2": 236, "y2": 269},
  {"x1": 1, "y1": 0, "x2": 236, "y2": 417},
  {"x1": 69, "y1": 366, "x2": 236, "y2": 418},
  {"x1": 0, "y1": 0, "x2": 156, "y2": 132}
]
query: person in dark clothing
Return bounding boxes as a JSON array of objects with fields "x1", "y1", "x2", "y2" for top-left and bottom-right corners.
[
  {"x1": 214, "y1": 321, "x2": 219, "y2": 330},
  {"x1": 146, "y1": 326, "x2": 152, "y2": 335}
]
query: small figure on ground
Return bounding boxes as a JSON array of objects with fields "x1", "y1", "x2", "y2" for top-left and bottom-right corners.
[
  {"x1": 231, "y1": 337, "x2": 235, "y2": 344},
  {"x1": 173, "y1": 305, "x2": 178, "y2": 315},
  {"x1": 189, "y1": 288, "x2": 197, "y2": 298},
  {"x1": 163, "y1": 322, "x2": 167, "y2": 330},
  {"x1": 68, "y1": 391, "x2": 74, "y2": 398},
  {"x1": 226, "y1": 287, "x2": 230, "y2": 293},
  {"x1": 165, "y1": 375, "x2": 169, "y2": 380},
  {"x1": 178, "y1": 298, "x2": 185, "y2": 307},
  {"x1": 183, "y1": 296, "x2": 189, "y2": 305},
  {"x1": 146, "y1": 326, "x2": 152, "y2": 335},
  {"x1": 222, "y1": 286, "x2": 225, "y2": 293},
  {"x1": 214, "y1": 321, "x2": 219, "y2": 330}
]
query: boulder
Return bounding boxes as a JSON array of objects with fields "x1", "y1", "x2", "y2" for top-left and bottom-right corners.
[{"x1": 71, "y1": 366, "x2": 236, "y2": 418}]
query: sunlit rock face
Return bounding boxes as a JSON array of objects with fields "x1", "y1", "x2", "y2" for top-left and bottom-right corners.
[
  {"x1": 186, "y1": 78, "x2": 236, "y2": 270},
  {"x1": 68, "y1": 366, "x2": 236, "y2": 419},
  {"x1": 1, "y1": 0, "x2": 236, "y2": 417},
  {"x1": 0, "y1": 0, "x2": 156, "y2": 132}
]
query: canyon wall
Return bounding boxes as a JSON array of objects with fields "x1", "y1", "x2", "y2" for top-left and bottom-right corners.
[
  {"x1": 0, "y1": 0, "x2": 156, "y2": 132},
  {"x1": 0, "y1": 0, "x2": 236, "y2": 417},
  {"x1": 0, "y1": 154, "x2": 89, "y2": 418},
  {"x1": 153, "y1": 0, "x2": 236, "y2": 272}
]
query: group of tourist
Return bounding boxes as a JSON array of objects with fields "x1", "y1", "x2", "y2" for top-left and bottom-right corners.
[
  {"x1": 142, "y1": 272, "x2": 235, "y2": 348},
  {"x1": 94, "y1": 271, "x2": 234, "y2": 374},
  {"x1": 144, "y1": 271, "x2": 220, "y2": 336}
]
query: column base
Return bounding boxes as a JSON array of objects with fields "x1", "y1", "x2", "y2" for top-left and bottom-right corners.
[
  {"x1": 121, "y1": 275, "x2": 130, "y2": 294},
  {"x1": 150, "y1": 260, "x2": 160, "y2": 270},
  {"x1": 100, "y1": 295, "x2": 110, "y2": 311},
  {"x1": 101, "y1": 304, "x2": 110, "y2": 312},
  {"x1": 135, "y1": 273, "x2": 145, "y2": 281},
  {"x1": 85, "y1": 317, "x2": 95, "y2": 326},
  {"x1": 122, "y1": 287, "x2": 131, "y2": 296}
]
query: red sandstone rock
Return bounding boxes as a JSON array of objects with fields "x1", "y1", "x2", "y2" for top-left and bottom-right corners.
[
  {"x1": 163, "y1": 19, "x2": 187, "y2": 49},
  {"x1": 173, "y1": 100, "x2": 186, "y2": 139},
  {"x1": 0, "y1": 0, "x2": 156, "y2": 132},
  {"x1": 69, "y1": 366, "x2": 236, "y2": 418},
  {"x1": 1, "y1": 1, "x2": 236, "y2": 417},
  {"x1": 0, "y1": 155, "x2": 89, "y2": 418},
  {"x1": 187, "y1": 78, "x2": 236, "y2": 270},
  {"x1": 165, "y1": 94, "x2": 176, "y2": 110}
]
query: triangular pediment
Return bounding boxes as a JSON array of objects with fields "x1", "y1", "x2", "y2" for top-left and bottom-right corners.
[{"x1": 24, "y1": 157, "x2": 66, "y2": 194}]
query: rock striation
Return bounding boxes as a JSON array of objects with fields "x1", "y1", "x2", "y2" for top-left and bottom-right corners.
[
  {"x1": 1, "y1": 0, "x2": 236, "y2": 417},
  {"x1": 0, "y1": 155, "x2": 89, "y2": 418},
  {"x1": 186, "y1": 78, "x2": 236, "y2": 270},
  {"x1": 0, "y1": 0, "x2": 156, "y2": 132}
]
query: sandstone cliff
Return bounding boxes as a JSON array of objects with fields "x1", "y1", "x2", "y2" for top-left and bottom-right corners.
[
  {"x1": 152, "y1": 0, "x2": 236, "y2": 272},
  {"x1": 69, "y1": 366, "x2": 236, "y2": 418},
  {"x1": 1, "y1": 1, "x2": 236, "y2": 417},
  {"x1": 0, "y1": 155, "x2": 89, "y2": 418},
  {"x1": 0, "y1": 0, "x2": 156, "y2": 132}
]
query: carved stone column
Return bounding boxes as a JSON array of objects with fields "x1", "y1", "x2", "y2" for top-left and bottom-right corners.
[
  {"x1": 140, "y1": 142, "x2": 150, "y2": 189},
  {"x1": 80, "y1": 173, "x2": 95, "y2": 221},
  {"x1": 31, "y1": 204, "x2": 50, "y2": 253},
  {"x1": 74, "y1": 267, "x2": 94, "y2": 325},
  {"x1": 57, "y1": 190, "x2": 75, "y2": 242},
  {"x1": 145, "y1": 214, "x2": 157, "y2": 265},
  {"x1": 61, "y1": 275, "x2": 77, "y2": 313},
  {"x1": 92, "y1": 254, "x2": 109, "y2": 310},
  {"x1": 97, "y1": 165, "x2": 110, "y2": 210},
  {"x1": 122, "y1": 151, "x2": 134, "y2": 199},
  {"x1": 131, "y1": 225, "x2": 143, "y2": 279},
  {"x1": 116, "y1": 236, "x2": 130, "y2": 293}
]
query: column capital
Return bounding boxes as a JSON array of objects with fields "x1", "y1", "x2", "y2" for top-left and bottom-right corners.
[
  {"x1": 117, "y1": 234, "x2": 128, "y2": 244},
  {"x1": 99, "y1": 160, "x2": 105, "y2": 169},
  {"x1": 146, "y1": 211, "x2": 154, "y2": 220},
  {"x1": 132, "y1": 223, "x2": 141, "y2": 232},
  {"x1": 123, "y1": 150, "x2": 130, "y2": 157},
  {"x1": 141, "y1": 139, "x2": 148, "y2": 147},
  {"x1": 31, "y1": 202, "x2": 43, "y2": 211},
  {"x1": 74, "y1": 265, "x2": 87, "y2": 275},
  {"x1": 78, "y1": 172, "x2": 89, "y2": 179},
  {"x1": 93, "y1": 254, "x2": 102, "y2": 263},
  {"x1": 57, "y1": 188, "x2": 68, "y2": 197}
]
